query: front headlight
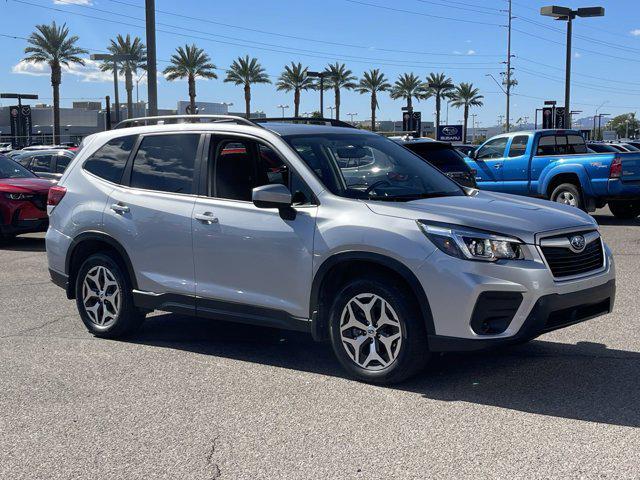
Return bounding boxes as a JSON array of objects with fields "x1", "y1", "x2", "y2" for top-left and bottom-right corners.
[
  {"x1": 418, "y1": 221, "x2": 524, "y2": 262},
  {"x1": 4, "y1": 193, "x2": 35, "y2": 201}
]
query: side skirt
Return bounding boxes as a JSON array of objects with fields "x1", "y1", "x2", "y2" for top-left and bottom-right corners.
[{"x1": 132, "y1": 290, "x2": 311, "y2": 333}]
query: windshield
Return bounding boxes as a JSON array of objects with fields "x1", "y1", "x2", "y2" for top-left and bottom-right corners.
[
  {"x1": 283, "y1": 133, "x2": 464, "y2": 201},
  {"x1": 0, "y1": 155, "x2": 35, "y2": 179}
]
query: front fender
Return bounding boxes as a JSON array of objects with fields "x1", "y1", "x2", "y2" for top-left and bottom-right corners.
[{"x1": 538, "y1": 163, "x2": 594, "y2": 197}]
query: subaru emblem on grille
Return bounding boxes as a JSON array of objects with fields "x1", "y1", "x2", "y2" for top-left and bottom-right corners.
[{"x1": 569, "y1": 234, "x2": 586, "y2": 252}]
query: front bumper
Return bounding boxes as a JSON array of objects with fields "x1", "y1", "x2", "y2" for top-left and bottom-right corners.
[
  {"x1": 429, "y1": 279, "x2": 615, "y2": 351},
  {"x1": 415, "y1": 236, "x2": 615, "y2": 349}
]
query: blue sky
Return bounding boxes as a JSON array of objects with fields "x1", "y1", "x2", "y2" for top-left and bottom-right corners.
[{"x1": 1, "y1": 0, "x2": 639, "y2": 127}]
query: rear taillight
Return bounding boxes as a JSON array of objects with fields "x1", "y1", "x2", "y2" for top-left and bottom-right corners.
[
  {"x1": 47, "y1": 185, "x2": 67, "y2": 206},
  {"x1": 609, "y1": 156, "x2": 622, "y2": 179}
]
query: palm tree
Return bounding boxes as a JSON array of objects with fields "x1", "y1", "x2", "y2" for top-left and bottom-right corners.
[
  {"x1": 322, "y1": 62, "x2": 357, "y2": 121},
  {"x1": 163, "y1": 44, "x2": 217, "y2": 115},
  {"x1": 101, "y1": 34, "x2": 146, "y2": 119},
  {"x1": 23, "y1": 22, "x2": 87, "y2": 143},
  {"x1": 356, "y1": 69, "x2": 391, "y2": 132},
  {"x1": 276, "y1": 62, "x2": 315, "y2": 117},
  {"x1": 425, "y1": 72, "x2": 455, "y2": 139},
  {"x1": 449, "y1": 82, "x2": 484, "y2": 143},
  {"x1": 390, "y1": 73, "x2": 429, "y2": 112},
  {"x1": 225, "y1": 55, "x2": 271, "y2": 118}
]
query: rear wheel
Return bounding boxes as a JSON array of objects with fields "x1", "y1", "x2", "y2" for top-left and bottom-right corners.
[
  {"x1": 328, "y1": 277, "x2": 429, "y2": 384},
  {"x1": 550, "y1": 183, "x2": 583, "y2": 210},
  {"x1": 608, "y1": 200, "x2": 640, "y2": 219},
  {"x1": 75, "y1": 253, "x2": 145, "y2": 338}
]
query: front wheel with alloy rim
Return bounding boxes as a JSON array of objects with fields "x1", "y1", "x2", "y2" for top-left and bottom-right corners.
[
  {"x1": 329, "y1": 277, "x2": 429, "y2": 384},
  {"x1": 75, "y1": 253, "x2": 145, "y2": 338},
  {"x1": 550, "y1": 183, "x2": 583, "y2": 210}
]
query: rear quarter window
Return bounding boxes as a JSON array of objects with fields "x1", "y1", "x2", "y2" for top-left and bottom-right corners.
[
  {"x1": 84, "y1": 135, "x2": 137, "y2": 184},
  {"x1": 405, "y1": 144, "x2": 469, "y2": 172}
]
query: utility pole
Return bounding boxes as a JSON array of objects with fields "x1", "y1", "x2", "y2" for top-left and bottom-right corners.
[
  {"x1": 505, "y1": 0, "x2": 513, "y2": 133},
  {"x1": 145, "y1": 0, "x2": 158, "y2": 117}
]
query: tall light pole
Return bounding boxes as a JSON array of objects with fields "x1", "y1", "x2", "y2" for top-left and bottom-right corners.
[
  {"x1": 470, "y1": 113, "x2": 478, "y2": 143},
  {"x1": 135, "y1": 71, "x2": 147, "y2": 104},
  {"x1": 541, "y1": 5, "x2": 605, "y2": 129},
  {"x1": 346, "y1": 112, "x2": 358, "y2": 124},
  {"x1": 327, "y1": 106, "x2": 336, "y2": 119},
  {"x1": 307, "y1": 71, "x2": 327, "y2": 116},
  {"x1": 91, "y1": 53, "x2": 135, "y2": 124},
  {"x1": 145, "y1": 0, "x2": 158, "y2": 117},
  {"x1": 277, "y1": 104, "x2": 289, "y2": 118}
]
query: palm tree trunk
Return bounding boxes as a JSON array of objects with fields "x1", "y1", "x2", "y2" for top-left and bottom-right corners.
[
  {"x1": 435, "y1": 94, "x2": 441, "y2": 140},
  {"x1": 463, "y1": 104, "x2": 469, "y2": 144},
  {"x1": 188, "y1": 75, "x2": 196, "y2": 115},
  {"x1": 407, "y1": 97, "x2": 412, "y2": 111},
  {"x1": 335, "y1": 87, "x2": 340, "y2": 120},
  {"x1": 371, "y1": 92, "x2": 376, "y2": 132},
  {"x1": 125, "y1": 66, "x2": 134, "y2": 119},
  {"x1": 51, "y1": 62, "x2": 61, "y2": 144},
  {"x1": 244, "y1": 83, "x2": 251, "y2": 119},
  {"x1": 294, "y1": 88, "x2": 300, "y2": 117}
]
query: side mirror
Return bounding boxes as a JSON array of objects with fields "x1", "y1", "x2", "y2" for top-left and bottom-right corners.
[{"x1": 252, "y1": 184, "x2": 293, "y2": 209}]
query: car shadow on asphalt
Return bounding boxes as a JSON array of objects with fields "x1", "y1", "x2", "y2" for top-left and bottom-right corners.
[
  {"x1": 0, "y1": 236, "x2": 46, "y2": 252},
  {"x1": 592, "y1": 214, "x2": 640, "y2": 227},
  {"x1": 128, "y1": 313, "x2": 640, "y2": 428}
]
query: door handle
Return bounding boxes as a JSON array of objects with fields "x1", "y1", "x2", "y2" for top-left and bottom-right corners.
[
  {"x1": 493, "y1": 164, "x2": 503, "y2": 169},
  {"x1": 111, "y1": 203, "x2": 130, "y2": 214},
  {"x1": 194, "y1": 212, "x2": 219, "y2": 224}
]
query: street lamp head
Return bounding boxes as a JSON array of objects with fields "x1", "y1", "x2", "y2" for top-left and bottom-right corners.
[
  {"x1": 540, "y1": 5, "x2": 573, "y2": 18},
  {"x1": 577, "y1": 6, "x2": 604, "y2": 17}
]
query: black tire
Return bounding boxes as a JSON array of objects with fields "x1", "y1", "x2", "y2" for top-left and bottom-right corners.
[
  {"x1": 328, "y1": 276, "x2": 430, "y2": 384},
  {"x1": 608, "y1": 200, "x2": 640, "y2": 219},
  {"x1": 75, "y1": 252, "x2": 145, "y2": 338},
  {"x1": 550, "y1": 183, "x2": 583, "y2": 210}
]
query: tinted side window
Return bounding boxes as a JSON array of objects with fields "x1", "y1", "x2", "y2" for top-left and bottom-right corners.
[
  {"x1": 257, "y1": 144, "x2": 313, "y2": 205},
  {"x1": 31, "y1": 155, "x2": 52, "y2": 172},
  {"x1": 213, "y1": 140, "x2": 254, "y2": 201},
  {"x1": 130, "y1": 134, "x2": 199, "y2": 194},
  {"x1": 55, "y1": 155, "x2": 71, "y2": 173},
  {"x1": 84, "y1": 135, "x2": 137, "y2": 183},
  {"x1": 567, "y1": 134, "x2": 587, "y2": 154},
  {"x1": 508, "y1": 136, "x2": 528, "y2": 157},
  {"x1": 476, "y1": 138, "x2": 508, "y2": 160},
  {"x1": 536, "y1": 136, "x2": 556, "y2": 156}
]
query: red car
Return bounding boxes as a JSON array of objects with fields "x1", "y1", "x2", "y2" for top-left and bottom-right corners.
[{"x1": 0, "y1": 154, "x2": 54, "y2": 240}]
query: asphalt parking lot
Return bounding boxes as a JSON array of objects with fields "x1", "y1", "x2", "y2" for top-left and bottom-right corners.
[{"x1": 1, "y1": 207, "x2": 639, "y2": 479}]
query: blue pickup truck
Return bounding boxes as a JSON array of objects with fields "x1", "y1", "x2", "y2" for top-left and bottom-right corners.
[{"x1": 466, "y1": 129, "x2": 640, "y2": 218}]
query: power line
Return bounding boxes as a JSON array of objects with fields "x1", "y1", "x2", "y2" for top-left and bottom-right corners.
[
  {"x1": 518, "y1": 57, "x2": 640, "y2": 86},
  {"x1": 103, "y1": 0, "x2": 504, "y2": 58},
  {"x1": 20, "y1": 0, "x2": 502, "y2": 70},
  {"x1": 343, "y1": 0, "x2": 502, "y2": 26},
  {"x1": 412, "y1": 0, "x2": 502, "y2": 16}
]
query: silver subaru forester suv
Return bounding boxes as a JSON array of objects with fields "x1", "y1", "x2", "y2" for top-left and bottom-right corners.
[{"x1": 46, "y1": 116, "x2": 615, "y2": 384}]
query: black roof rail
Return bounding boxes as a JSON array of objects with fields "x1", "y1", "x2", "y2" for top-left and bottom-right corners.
[
  {"x1": 253, "y1": 117, "x2": 358, "y2": 129},
  {"x1": 113, "y1": 114, "x2": 258, "y2": 129}
]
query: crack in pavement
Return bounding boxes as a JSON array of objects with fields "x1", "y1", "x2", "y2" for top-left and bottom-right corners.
[
  {"x1": 205, "y1": 436, "x2": 221, "y2": 479},
  {"x1": 0, "y1": 315, "x2": 69, "y2": 339}
]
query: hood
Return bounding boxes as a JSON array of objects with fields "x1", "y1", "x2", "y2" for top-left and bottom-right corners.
[
  {"x1": 0, "y1": 177, "x2": 55, "y2": 195},
  {"x1": 365, "y1": 190, "x2": 597, "y2": 244}
]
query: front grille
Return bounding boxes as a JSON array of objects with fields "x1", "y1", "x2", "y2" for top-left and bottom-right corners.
[{"x1": 541, "y1": 235, "x2": 604, "y2": 278}]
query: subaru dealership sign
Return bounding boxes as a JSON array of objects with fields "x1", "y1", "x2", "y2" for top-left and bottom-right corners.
[{"x1": 437, "y1": 125, "x2": 463, "y2": 142}]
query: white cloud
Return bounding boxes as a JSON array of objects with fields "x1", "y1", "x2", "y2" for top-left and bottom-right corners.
[
  {"x1": 574, "y1": 52, "x2": 582, "y2": 58},
  {"x1": 467, "y1": 49, "x2": 476, "y2": 55},
  {"x1": 453, "y1": 50, "x2": 462, "y2": 55},
  {"x1": 631, "y1": 29, "x2": 640, "y2": 36},
  {"x1": 12, "y1": 59, "x2": 112, "y2": 82},
  {"x1": 53, "y1": 0, "x2": 93, "y2": 5}
]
